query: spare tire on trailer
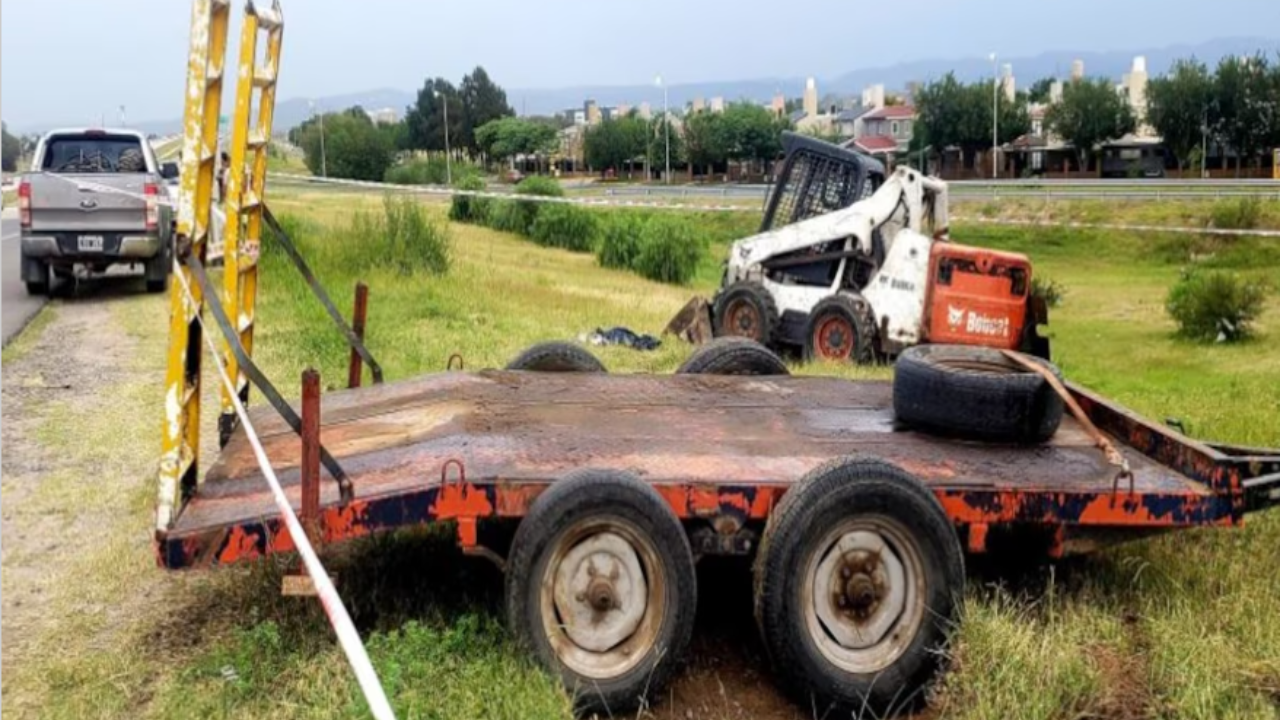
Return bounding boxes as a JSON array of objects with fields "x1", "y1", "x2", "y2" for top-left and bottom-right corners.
[
  {"x1": 893, "y1": 344, "x2": 1064, "y2": 444},
  {"x1": 505, "y1": 341, "x2": 607, "y2": 373},
  {"x1": 676, "y1": 337, "x2": 789, "y2": 376}
]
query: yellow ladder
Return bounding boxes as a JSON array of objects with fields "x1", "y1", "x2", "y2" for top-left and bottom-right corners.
[
  {"x1": 220, "y1": 1, "x2": 284, "y2": 444},
  {"x1": 158, "y1": 0, "x2": 284, "y2": 533}
]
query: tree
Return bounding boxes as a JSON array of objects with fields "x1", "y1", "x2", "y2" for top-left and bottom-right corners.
[
  {"x1": 683, "y1": 111, "x2": 731, "y2": 176},
  {"x1": 405, "y1": 78, "x2": 464, "y2": 153},
  {"x1": 722, "y1": 103, "x2": 788, "y2": 169},
  {"x1": 1213, "y1": 54, "x2": 1274, "y2": 175},
  {"x1": 1146, "y1": 59, "x2": 1214, "y2": 175},
  {"x1": 583, "y1": 116, "x2": 646, "y2": 176},
  {"x1": 459, "y1": 66, "x2": 514, "y2": 154},
  {"x1": 915, "y1": 74, "x2": 1030, "y2": 170},
  {"x1": 296, "y1": 109, "x2": 393, "y2": 181},
  {"x1": 1027, "y1": 77, "x2": 1056, "y2": 104},
  {"x1": 645, "y1": 115, "x2": 684, "y2": 176},
  {"x1": 2, "y1": 123, "x2": 20, "y2": 172},
  {"x1": 475, "y1": 116, "x2": 557, "y2": 166},
  {"x1": 1045, "y1": 78, "x2": 1136, "y2": 170}
]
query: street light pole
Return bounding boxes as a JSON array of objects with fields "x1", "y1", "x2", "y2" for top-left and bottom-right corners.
[
  {"x1": 656, "y1": 75, "x2": 670, "y2": 185},
  {"x1": 990, "y1": 53, "x2": 999, "y2": 179},
  {"x1": 310, "y1": 100, "x2": 328, "y2": 178},
  {"x1": 435, "y1": 90, "x2": 452, "y2": 185}
]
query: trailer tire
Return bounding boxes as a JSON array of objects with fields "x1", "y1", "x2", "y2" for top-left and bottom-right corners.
[
  {"x1": 505, "y1": 469, "x2": 696, "y2": 715},
  {"x1": 893, "y1": 344, "x2": 1064, "y2": 444},
  {"x1": 505, "y1": 341, "x2": 607, "y2": 373},
  {"x1": 753, "y1": 456, "x2": 964, "y2": 718},
  {"x1": 713, "y1": 280, "x2": 779, "y2": 346},
  {"x1": 676, "y1": 337, "x2": 789, "y2": 376},
  {"x1": 803, "y1": 294, "x2": 875, "y2": 364}
]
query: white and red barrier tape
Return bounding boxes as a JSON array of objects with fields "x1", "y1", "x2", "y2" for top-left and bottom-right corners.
[{"x1": 172, "y1": 267, "x2": 398, "y2": 720}]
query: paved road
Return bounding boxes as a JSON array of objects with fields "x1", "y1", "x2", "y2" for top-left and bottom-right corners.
[{"x1": 2, "y1": 214, "x2": 47, "y2": 347}]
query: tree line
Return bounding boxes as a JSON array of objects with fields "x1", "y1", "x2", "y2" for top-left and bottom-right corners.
[{"x1": 914, "y1": 51, "x2": 1280, "y2": 174}]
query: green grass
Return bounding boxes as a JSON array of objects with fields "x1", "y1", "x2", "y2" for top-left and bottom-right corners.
[
  {"x1": 4, "y1": 190, "x2": 1279, "y2": 719},
  {"x1": 3, "y1": 189, "x2": 16, "y2": 207}
]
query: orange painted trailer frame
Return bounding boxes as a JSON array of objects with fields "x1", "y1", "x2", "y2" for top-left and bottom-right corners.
[{"x1": 155, "y1": 369, "x2": 1280, "y2": 571}]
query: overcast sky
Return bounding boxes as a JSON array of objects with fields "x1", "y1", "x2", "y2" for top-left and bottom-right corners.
[{"x1": 2, "y1": 0, "x2": 1278, "y2": 128}]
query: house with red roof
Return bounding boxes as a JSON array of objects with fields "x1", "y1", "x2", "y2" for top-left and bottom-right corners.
[{"x1": 844, "y1": 104, "x2": 917, "y2": 159}]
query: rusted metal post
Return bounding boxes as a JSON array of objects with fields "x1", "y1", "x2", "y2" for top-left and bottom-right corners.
[
  {"x1": 300, "y1": 368, "x2": 321, "y2": 540},
  {"x1": 347, "y1": 283, "x2": 369, "y2": 389}
]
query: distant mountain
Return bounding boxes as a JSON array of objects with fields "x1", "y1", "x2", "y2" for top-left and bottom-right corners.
[{"x1": 35, "y1": 36, "x2": 1278, "y2": 136}]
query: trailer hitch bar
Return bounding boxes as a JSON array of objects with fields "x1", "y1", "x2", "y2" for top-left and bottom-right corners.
[
  {"x1": 184, "y1": 251, "x2": 354, "y2": 503},
  {"x1": 1001, "y1": 351, "x2": 1134, "y2": 500}
]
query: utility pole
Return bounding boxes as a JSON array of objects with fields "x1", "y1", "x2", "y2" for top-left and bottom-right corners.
[
  {"x1": 990, "y1": 53, "x2": 999, "y2": 180},
  {"x1": 310, "y1": 100, "x2": 327, "y2": 177}
]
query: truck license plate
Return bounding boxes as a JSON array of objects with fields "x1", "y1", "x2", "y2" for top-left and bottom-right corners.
[{"x1": 78, "y1": 235, "x2": 104, "y2": 252}]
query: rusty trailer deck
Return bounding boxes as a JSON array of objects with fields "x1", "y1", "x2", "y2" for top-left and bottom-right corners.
[{"x1": 157, "y1": 370, "x2": 1278, "y2": 570}]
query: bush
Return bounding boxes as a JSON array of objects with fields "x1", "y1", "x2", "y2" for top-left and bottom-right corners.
[
  {"x1": 1165, "y1": 269, "x2": 1267, "y2": 342},
  {"x1": 1031, "y1": 275, "x2": 1066, "y2": 308},
  {"x1": 502, "y1": 176, "x2": 565, "y2": 236},
  {"x1": 513, "y1": 175, "x2": 564, "y2": 198},
  {"x1": 530, "y1": 204, "x2": 599, "y2": 252},
  {"x1": 385, "y1": 156, "x2": 483, "y2": 187},
  {"x1": 448, "y1": 176, "x2": 491, "y2": 224},
  {"x1": 1209, "y1": 197, "x2": 1262, "y2": 231},
  {"x1": 346, "y1": 196, "x2": 451, "y2": 276},
  {"x1": 634, "y1": 215, "x2": 704, "y2": 284},
  {"x1": 597, "y1": 212, "x2": 648, "y2": 269},
  {"x1": 485, "y1": 200, "x2": 528, "y2": 235}
]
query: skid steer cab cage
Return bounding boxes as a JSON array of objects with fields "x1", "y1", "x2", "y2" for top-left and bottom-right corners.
[
  {"x1": 155, "y1": 368, "x2": 1280, "y2": 571},
  {"x1": 760, "y1": 131, "x2": 888, "y2": 233}
]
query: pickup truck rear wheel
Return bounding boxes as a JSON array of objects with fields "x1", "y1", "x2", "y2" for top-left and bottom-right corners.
[
  {"x1": 22, "y1": 257, "x2": 49, "y2": 296},
  {"x1": 754, "y1": 457, "x2": 964, "y2": 718},
  {"x1": 506, "y1": 469, "x2": 696, "y2": 715}
]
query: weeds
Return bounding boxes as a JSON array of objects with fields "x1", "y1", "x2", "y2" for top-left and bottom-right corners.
[
  {"x1": 1208, "y1": 196, "x2": 1263, "y2": 231},
  {"x1": 1031, "y1": 274, "x2": 1067, "y2": 308},
  {"x1": 1166, "y1": 269, "x2": 1268, "y2": 342},
  {"x1": 447, "y1": 175, "x2": 491, "y2": 224},
  {"x1": 633, "y1": 215, "x2": 704, "y2": 284},
  {"x1": 596, "y1": 211, "x2": 647, "y2": 269},
  {"x1": 385, "y1": 156, "x2": 481, "y2": 187},
  {"x1": 529, "y1": 203, "x2": 598, "y2": 252}
]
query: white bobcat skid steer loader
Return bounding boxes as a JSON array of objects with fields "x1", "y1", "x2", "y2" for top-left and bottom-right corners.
[{"x1": 711, "y1": 158, "x2": 952, "y2": 363}]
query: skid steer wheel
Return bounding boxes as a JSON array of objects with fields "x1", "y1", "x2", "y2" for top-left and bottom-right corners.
[
  {"x1": 892, "y1": 344, "x2": 1065, "y2": 444},
  {"x1": 505, "y1": 469, "x2": 697, "y2": 715},
  {"x1": 505, "y1": 341, "x2": 607, "y2": 373},
  {"x1": 803, "y1": 294, "x2": 875, "y2": 365},
  {"x1": 676, "y1": 337, "x2": 789, "y2": 376},
  {"x1": 753, "y1": 457, "x2": 965, "y2": 718},
  {"x1": 713, "y1": 280, "x2": 779, "y2": 346}
]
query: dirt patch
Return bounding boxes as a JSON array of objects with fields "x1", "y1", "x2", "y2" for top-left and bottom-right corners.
[{"x1": 1092, "y1": 611, "x2": 1161, "y2": 720}]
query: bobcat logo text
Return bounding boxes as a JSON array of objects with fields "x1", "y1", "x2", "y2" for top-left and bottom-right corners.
[{"x1": 947, "y1": 306, "x2": 1011, "y2": 337}]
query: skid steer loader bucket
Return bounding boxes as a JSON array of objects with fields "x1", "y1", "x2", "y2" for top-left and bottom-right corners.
[{"x1": 664, "y1": 296, "x2": 714, "y2": 345}]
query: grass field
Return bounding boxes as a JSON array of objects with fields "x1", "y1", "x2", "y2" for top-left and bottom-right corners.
[{"x1": 2, "y1": 190, "x2": 1278, "y2": 719}]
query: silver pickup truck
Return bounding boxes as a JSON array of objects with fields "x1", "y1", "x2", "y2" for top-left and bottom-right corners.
[{"x1": 18, "y1": 128, "x2": 178, "y2": 295}]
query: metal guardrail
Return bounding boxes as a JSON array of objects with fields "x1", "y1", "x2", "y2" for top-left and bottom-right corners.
[{"x1": 586, "y1": 179, "x2": 1280, "y2": 202}]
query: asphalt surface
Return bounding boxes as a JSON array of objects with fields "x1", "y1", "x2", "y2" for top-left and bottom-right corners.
[{"x1": 2, "y1": 214, "x2": 47, "y2": 347}]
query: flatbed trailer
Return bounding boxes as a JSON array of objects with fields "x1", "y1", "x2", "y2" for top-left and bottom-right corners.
[
  {"x1": 157, "y1": 370, "x2": 1278, "y2": 571},
  {"x1": 156, "y1": 4, "x2": 1280, "y2": 716}
]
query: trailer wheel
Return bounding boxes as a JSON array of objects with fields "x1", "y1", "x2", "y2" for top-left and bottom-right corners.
[
  {"x1": 505, "y1": 341, "x2": 607, "y2": 373},
  {"x1": 753, "y1": 457, "x2": 964, "y2": 717},
  {"x1": 893, "y1": 344, "x2": 1064, "y2": 444},
  {"x1": 505, "y1": 469, "x2": 696, "y2": 714},
  {"x1": 803, "y1": 294, "x2": 875, "y2": 364},
  {"x1": 676, "y1": 337, "x2": 789, "y2": 376},
  {"x1": 713, "y1": 281, "x2": 779, "y2": 346}
]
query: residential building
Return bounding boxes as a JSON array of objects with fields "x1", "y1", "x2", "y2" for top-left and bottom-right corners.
[
  {"x1": 770, "y1": 92, "x2": 786, "y2": 118},
  {"x1": 1118, "y1": 56, "x2": 1153, "y2": 136},
  {"x1": 803, "y1": 78, "x2": 819, "y2": 118},
  {"x1": 709, "y1": 97, "x2": 725, "y2": 113},
  {"x1": 364, "y1": 107, "x2": 399, "y2": 125},
  {"x1": 638, "y1": 102, "x2": 652, "y2": 120},
  {"x1": 585, "y1": 100, "x2": 601, "y2": 125},
  {"x1": 692, "y1": 96, "x2": 706, "y2": 113},
  {"x1": 851, "y1": 105, "x2": 916, "y2": 156}
]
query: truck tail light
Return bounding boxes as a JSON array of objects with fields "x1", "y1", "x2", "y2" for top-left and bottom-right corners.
[
  {"x1": 18, "y1": 181, "x2": 31, "y2": 228},
  {"x1": 145, "y1": 183, "x2": 159, "y2": 231}
]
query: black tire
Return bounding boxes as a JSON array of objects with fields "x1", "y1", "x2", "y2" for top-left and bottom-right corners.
[
  {"x1": 505, "y1": 469, "x2": 697, "y2": 715},
  {"x1": 25, "y1": 280, "x2": 49, "y2": 297},
  {"x1": 505, "y1": 341, "x2": 606, "y2": 373},
  {"x1": 893, "y1": 344, "x2": 1065, "y2": 444},
  {"x1": 676, "y1": 337, "x2": 789, "y2": 376},
  {"x1": 803, "y1": 294, "x2": 875, "y2": 364},
  {"x1": 713, "y1": 280, "x2": 779, "y2": 346},
  {"x1": 754, "y1": 456, "x2": 965, "y2": 718}
]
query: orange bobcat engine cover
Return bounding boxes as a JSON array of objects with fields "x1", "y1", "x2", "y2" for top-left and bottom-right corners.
[{"x1": 925, "y1": 243, "x2": 1031, "y2": 350}]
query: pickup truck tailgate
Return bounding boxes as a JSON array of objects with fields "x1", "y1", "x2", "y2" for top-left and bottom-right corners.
[{"x1": 28, "y1": 174, "x2": 148, "y2": 233}]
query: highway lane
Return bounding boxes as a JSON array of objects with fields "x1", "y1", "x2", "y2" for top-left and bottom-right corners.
[{"x1": 2, "y1": 214, "x2": 48, "y2": 347}]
